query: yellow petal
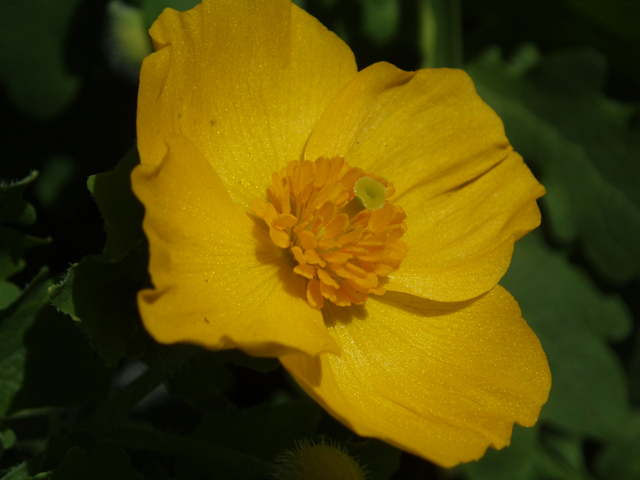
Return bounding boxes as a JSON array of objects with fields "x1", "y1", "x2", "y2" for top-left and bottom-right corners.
[
  {"x1": 137, "y1": 0, "x2": 357, "y2": 209},
  {"x1": 304, "y1": 63, "x2": 512, "y2": 199},
  {"x1": 131, "y1": 135, "x2": 339, "y2": 358},
  {"x1": 280, "y1": 286, "x2": 550, "y2": 467},
  {"x1": 389, "y1": 151, "x2": 544, "y2": 301},
  {"x1": 303, "y1": 62, "x2": 544, "y2": 301}
]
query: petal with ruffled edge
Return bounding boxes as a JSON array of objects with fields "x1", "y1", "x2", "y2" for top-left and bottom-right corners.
[
  {"x1": 280, "y1": 286, "x2": 550, "y2": 467},
  {"x1": 131, "y1": 135, "x2": 339, "y2": 358},
  {"x1": 390, "y1": 150, "x2": 544, "y2": 301},
  {"x1": 303, "y1": 62, "x2": 544, "y2": 301},
  {"x1": 137, "y1": 0, "x2": 357, "y2": 209}
]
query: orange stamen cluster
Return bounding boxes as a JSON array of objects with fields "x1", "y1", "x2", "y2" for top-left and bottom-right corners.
[{"x1": 251, "y1": 157, "x2": 408, "y2": 309}]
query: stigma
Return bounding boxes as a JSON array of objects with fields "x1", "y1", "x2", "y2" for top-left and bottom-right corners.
[{"x1": 251, "y1": 157, "x2": 407, "y2": 309}]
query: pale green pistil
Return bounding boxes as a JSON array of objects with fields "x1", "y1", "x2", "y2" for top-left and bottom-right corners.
[{"x1": 354, "y1": 176, "x2": 386, "y2": 210}]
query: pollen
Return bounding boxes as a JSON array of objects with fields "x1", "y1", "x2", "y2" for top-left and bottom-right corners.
[{"x1": 251, "y1": 157, "x2": 408, "y2": 309}]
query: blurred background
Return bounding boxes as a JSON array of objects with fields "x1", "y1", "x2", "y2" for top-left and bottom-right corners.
[{"x1": 1, "y1": 0, "x2": 639, "y2": 479}]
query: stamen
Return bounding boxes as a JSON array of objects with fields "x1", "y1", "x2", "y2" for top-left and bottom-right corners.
[{"x1": 251, "y1": 157, "x2": 408, "y2": 308}]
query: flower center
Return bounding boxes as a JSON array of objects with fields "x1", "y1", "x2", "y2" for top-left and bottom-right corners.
[{"x1": 251, "y1": 157, "x2": 408, "y2": 309}]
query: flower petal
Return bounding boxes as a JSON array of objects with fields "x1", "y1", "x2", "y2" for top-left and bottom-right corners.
[
  {"x1": 389, "y1": 151, "x2": 544, "y2": 301},
  {"x1": 303, "y1": 62, "x2": 544, "y2": 301},
  {"x1": 304, "y1": 63, "x2": 511, "y2": 199},
  {"x1": 137, "y1": 0, "x2": 357, "y2": 209},
  {"x1": 280, "y1": 286, "x2": 550, "y2": 467},
  {"x1": 131, "y1": 135, "x2": 339, "y2": 357}
]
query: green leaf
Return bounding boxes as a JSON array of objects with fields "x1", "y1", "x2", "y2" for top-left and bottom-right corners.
[
  {"x1": 49, "y1": 440, "x2": 143, "y2": 480},
  {"x1": 6, "y1": 305, "x2": 109, "y2": 414},
  {"x1": 37, "y1": 432, "x2": 96, "y2": 474},
  {"x1": 164, "y1": 350, "x2": 231, "y2": 413},
  {"x1": 0, "y1": 172, "x2": 50, "y2": 286},
  {"x1": 0, "y1": 280, "x2": 22, "y2": 310},
  {"x1": 628, "y1": 318, "x2": 640, "y2": 404},
  {"x1": 0, "y1": 227, "x2": 50, "y2": 283},
  {"x1": 567, "y1": 0, "x2": 640, "y2": 47},
  {"x1": 358, "y1": 0, "x2": 400, "y2": 45},
  {"x1": 109, "y1": 423, "x2": 274, "y2": 479},
  {"x1": 468, "y1": 227, "x2": 635, "y2": 480},
  {"x1": 48, "y1": 267, "x2": 78, "y2": 322},
  {"x1": 88, "y1": 147, "x2": 145, "y2": 262},
  {"x1": 0, "y1": 0, "x2": 81, "y2": 119},
  {"x1": 49, "y1": 249, "x2": 148, "y2": 367},
  {"x1": 138, "y1": 463, "x2": 172, "y2": 480},
  {"x1": 194, "y1": 400, "x2": 323, "y2": 462},
  {"x1": 0, "y1": 429, "x2": 17, "y2": 463},
  {"x1": 462, "y1": 426, "x2": 595, "y2": 480},
  {"x1": 1, "y1": 462, "x2": 46, "y2": 480},
  {"x1": 467, "y1": 46, "x2": 640, "y2": 283},
  {"x1": 461, "y1": 425, "x2": 539, "y2": 480},
  {"x1": 85, "y1": 345, "x2": 199, "y2": 433},
  {"x1": 141, "y1": 0, "x2": 202, "y2": 28},
  {"x1": 595, "y1": 416, "x2": 640, "y2": 480},
  {"x1": 0, "y1": 269, "x2": 51, "y2": 416},
  {"x1": 49, "y1": 148, "x2": 154, "y2": 366},
  {"x1": 32, "y1": 156, "x2": 74, "y2": 210},
  {"x1": 539, "y1": 432, "x2": 590, "y2": 479},
  {"x1": 501, "y1": 231, "x2": 632, "y2": 440},
  {"x1": 214, "y1": 349, "x2": 280, "y2": 374},
  {"x1": 462, "y1": 0, "x2": 640, "y2": 90},
  {"x1": 0, "y1": 173, "x2": 38, "y2": 227},
  {"x1": 345, "y1": 439, "x2": 400, "y2": 480}
]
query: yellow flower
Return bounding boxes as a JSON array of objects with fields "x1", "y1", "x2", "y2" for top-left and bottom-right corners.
[{"x1": 131, "y1": 0, "x2": 550, "y2": 467}]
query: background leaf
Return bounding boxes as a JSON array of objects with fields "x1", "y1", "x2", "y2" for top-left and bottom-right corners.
[
  {"x1": 0, "y1": 0, "x2": 82, "y2": 119},
  {"x1": 0, "y1": 174, "x2": 38, "y2": 227},
  {"x1": 595, "y1": 416, "x2": 640, "y2": 480},
  {"x1": 0, "y1": 228, "x2": 50, "y2": 289},
  {"x1": 194, "y1": 400, "x2": 323, "y2": 462},
  {"x1": 2, "y1": 1, "x2": 640, "y2": 479},
  {"x1": 6, "y1": 305, "x2": 109, "y2": 414},
  {"x1": 87, "y1": 147, "x2": 145, "y2": 262},
  {"x1": 347, "y1": 439, "x2": 401, "y2": 480},
  {"x1": 0, "y1": 173, "x2": 50, "y2": 312},
  {"x1": 141, "y1": 0, "x2": 202, "y2": 28},
  {"x1": 501, "y1": 231, "x2": 632, "y2": 440},
  {"x1": 358, "y1": 0, "x2": 400, "y2": 45},
  {"x1": 50, "y1": 250, "x2": 148, "y2": 367},
  {"x1": 50, "y1": 150, "x2": 150, "y2": 366},
  {"x1": 0, "y1": 269, "x2": 51, "y2": 417},
  {"x1": 49, "y1": 440, "x2": 142, "y2": 480},
  {"x1": 468, "y1": 46, "x2": 640, "y2": 283},
  {"x1": 462, "y1": 0, "x2": 640, "y2": 95}
]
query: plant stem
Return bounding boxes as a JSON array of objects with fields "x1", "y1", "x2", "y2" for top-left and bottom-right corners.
[{"x1": 419, "y1": 0, "x2": 463, "y2": 69}]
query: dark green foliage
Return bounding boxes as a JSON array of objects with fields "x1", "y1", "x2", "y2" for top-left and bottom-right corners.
[
  {"x1": 468, "y1": 46, "x2": 640, "y2": 283},
  {"x1": 50, "y1": 251, "x2": 149, "y2": 367},
  {"x1": 194, "y1": 400, "x2": 323, "y2": 462},
  {"x1": 2, "y1": 1, "x2": 640, "y2": 480},
  {"x1": 141, "y1": 0, "x2": 203, "y2": 30},
  {"x1": 87, "y1": 147, "x2": 146, "y2": 263},
  {"x1": 0, "y1": 0, "x2": 81, "y2": 119},
  {"x1": 49, "y1": 440, "x2": 143, "y2": 480},
  {"x1": 503, "y1": 232, "x2": 632, "y2": 440}
]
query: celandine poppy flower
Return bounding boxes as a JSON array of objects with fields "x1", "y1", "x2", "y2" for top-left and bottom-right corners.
[{"x1": 131, "y1": 0, "x2": 550, "y2": 467}]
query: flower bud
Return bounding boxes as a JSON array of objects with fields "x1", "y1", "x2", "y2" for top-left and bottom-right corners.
[{"x1": 274, "y1": 439, "x2": 367, "y2": 480}]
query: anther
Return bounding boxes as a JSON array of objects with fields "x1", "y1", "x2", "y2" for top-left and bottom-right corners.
[{"x1": 252, "y1": 157, "x2": 408, "y2": 308}]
